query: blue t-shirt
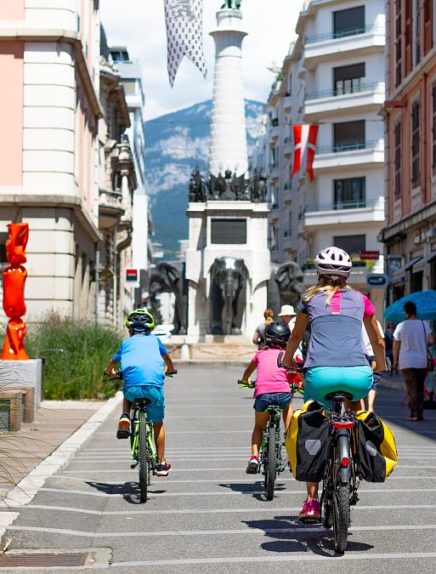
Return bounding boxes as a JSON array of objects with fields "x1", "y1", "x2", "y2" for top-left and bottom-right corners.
[{"x1": 113, "y1": 334, "x2": 168, "y2": 388}]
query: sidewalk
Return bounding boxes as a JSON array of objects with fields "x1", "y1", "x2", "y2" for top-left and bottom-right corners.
[{"x1": 0, "y1": 400, "x2": 103, "y2": 500}]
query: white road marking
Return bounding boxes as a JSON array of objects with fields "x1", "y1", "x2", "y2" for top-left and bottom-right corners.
[
  {"x1": 110, "y1": 552, "x2": 436, "y2": 567},
  {"x1": 12, "y1": 503, "x2": 436, "y2": 516},
  {"x1": 37, "y1": 486, "x2": 436, "y2": 498},
  {"x1": 7, "y1": 523, "x2": 436, "y2": 538}
]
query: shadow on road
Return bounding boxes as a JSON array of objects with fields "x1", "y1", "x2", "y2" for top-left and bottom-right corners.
[
  {"x1": 242, "y1": 515, "x2": 373, "y2": 558},
  {"x1": 85, "y1": 480, "x2": 166, "y2": 504},
  {"x1": 219, "y1": 481, "x2": 287, "y2": 500}
]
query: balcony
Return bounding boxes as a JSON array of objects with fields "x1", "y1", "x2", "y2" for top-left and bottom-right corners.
[
  {"x1": 304, "y1": 25, "x2": 385, "y2": 69},
  {"x1": 314, "y1": 140, "x2": 384, "y2": 171},
  {"x1": 269, "y1": 164, "x2": 280, "y2": 182},
  {"x1": 304, "y1": 197, "x2": 385, "y2": 230},
  {"x1": 304, "y1": 82, "x2": 385, "y2": 119},
  {"x1": 98, "y1": 189, "x2": 125, "y2": 230}
]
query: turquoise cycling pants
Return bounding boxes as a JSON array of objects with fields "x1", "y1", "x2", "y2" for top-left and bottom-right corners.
[{"x1": 304, "y1": 366, "x2": 373, "y2": 405}]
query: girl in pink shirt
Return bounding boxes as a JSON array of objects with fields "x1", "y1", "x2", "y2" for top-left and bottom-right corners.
[{"x1": 241, "y1": 321, "x2": 296, "y2": 474}]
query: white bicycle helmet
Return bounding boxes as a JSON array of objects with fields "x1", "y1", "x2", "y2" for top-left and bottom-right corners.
[{"x1": 315, "y1": 246, "x2": 352, "y2": 278}]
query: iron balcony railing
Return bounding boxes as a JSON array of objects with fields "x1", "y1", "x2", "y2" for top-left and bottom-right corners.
[
  {"x1": 316, "y1": 140, "x2": 382, "y2": 154},
  {"x1": 305, "y1": 24, "x2": 384, "y2": 45},
  {"x1": 304, "y1": 198, "x2": 383, "y2": 213},
  {"x1": 305, "y1": 81, "x2": 384, "y2": 101}
]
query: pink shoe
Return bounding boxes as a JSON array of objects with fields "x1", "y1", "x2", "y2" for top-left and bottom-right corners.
[
  {"x1": 298, "y1": 498, "x2": 321, "y2": 523},
  {"x1": 246, "y1": 456, "x2": 260, "y2": 474}
]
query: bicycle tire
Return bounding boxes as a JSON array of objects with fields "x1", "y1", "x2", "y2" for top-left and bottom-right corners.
[
  {"x1": 138, "y1": 410, "x2": 148, "y2": 503},
  {"x1": 333, "y1": 482, "x2": 349, "y2": 553},
  {"x1": 265, "y1": 424, "x2": 276, "y2": 501}
]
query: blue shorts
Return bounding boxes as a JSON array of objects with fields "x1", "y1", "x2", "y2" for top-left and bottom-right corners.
[
  {"x1": 254, "y1": 392, "x2": 293, "y2": 412},
  {"x1": 123, "y1": 386, "x2": 165, "y2": 422},
  {"x1": 304, "y1": 366, "x2": 373, "y2": 405}
]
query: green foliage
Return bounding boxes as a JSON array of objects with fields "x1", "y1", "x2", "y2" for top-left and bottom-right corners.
[{"x1": 26, "y1": 314, "x2": 122, "y2": 400}]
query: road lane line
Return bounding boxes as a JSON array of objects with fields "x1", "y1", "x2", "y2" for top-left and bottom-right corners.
[
  {"x1": 7, "y1": 523, "x2": 436, "y2": 538},
  {"x1": 13, "y1": 503, "x2": 436, "y2": 516},
  {"x1": 110, "y1": 552, "x2": 436, "y2": 567}
]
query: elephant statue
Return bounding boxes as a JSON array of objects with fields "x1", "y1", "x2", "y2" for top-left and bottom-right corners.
[
  {"x1": 267, "y1": 261, "x2": 304, "y2": 315},
  {"x1": 209, "y1": 257, "x2": 248, "y2": 335},
  {"x1": 147, "y1": 262, "x2": 187, "y2": 335}
]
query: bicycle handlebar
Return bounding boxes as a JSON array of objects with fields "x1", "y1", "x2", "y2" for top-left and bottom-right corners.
[{"x1": 237, "y1": 379, "x2": 255, "y2": 389}]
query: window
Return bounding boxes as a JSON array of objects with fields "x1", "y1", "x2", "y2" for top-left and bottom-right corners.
[
  {"x1": 211, "y1": 219, "x2": 247, "y2": 244},
  {"x1": 0, "y1": 232, "x2": 7, "y2": 264},
  {"x1": 333, "y1": 234, "x2": 366, "y2": 256},
  {"x1": 333, "y1": 63, "x2": 365, "y2": 95},
  {"x1": 287, "y1": 74, "x2": 292, "y2": 96},
  {"x1": 395, "y1": 0, "x2": 402, "y2": 86},
  {"x1": 270, "y1": 146, "x2": 278, "y2": 168},
  {"x1": 333, "y1": 177, "x2": 366, "y2": 209},
  {"x1": 333, "y1": 120, "x2": 365, "y2": 151},
  {"x1": 432, "y1": 85, "x2": 436, "y2": 175},
  {"x1": 411, "y1": 100, "x2": 420, "y2": 188},
  {"x1": 415, "y1": 0, "x2": 421, "y2": 65},
  {"x1": 424, "y1": 0, "x2": 433, "y2": 54},
  {"x1": 405, "y1": 0, "x2": 412, "y2": 75},
  {"x1": 394, "y1": 121, "x2": 402, "y2": 198},
  {"x1": 333, "y1": 6, "x2": 365, "y2": 38}
]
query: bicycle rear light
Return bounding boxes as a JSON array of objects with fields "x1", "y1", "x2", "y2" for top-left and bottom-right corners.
[
  {"x1": 340, "y1": 456, "x2": 350, "y2": 468},
  {"x1": 332, "y1": 421, "x2": 354, "y2": 430}
]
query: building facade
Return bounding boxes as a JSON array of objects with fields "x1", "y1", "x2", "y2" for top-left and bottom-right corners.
[
  {"x1": 258, "y1": 0, "x2": 387, "y2": 313},
  {"x1": 0, "y1": 2, "x2": 139, "y2": 326},
  {"x1": 380, "y1": 0, "x2": 436, "y2": 302}
]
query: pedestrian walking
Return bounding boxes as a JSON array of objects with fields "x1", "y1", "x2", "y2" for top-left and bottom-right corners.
[
  {"x1": 384, "y1": 322, "x2": 396, "y2": 374},
  {"x1": 392, "y1": 301, "x2": 434, "y2": 421},
  {"x1": 252, "y1": 308, "x2": 274, "y2": 347}
]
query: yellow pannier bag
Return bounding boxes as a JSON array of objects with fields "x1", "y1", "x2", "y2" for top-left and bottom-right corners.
[
  {"x1": 355, "y1": 411, "x2": 398, "y2": 482},
  {"x1": 285, "y1": 400, "x2": 328, "y2": 482}
]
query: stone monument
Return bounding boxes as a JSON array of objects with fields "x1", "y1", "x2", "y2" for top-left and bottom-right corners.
[{"x1": 185, "y1": 1, "x2": 270, "y2": 340}]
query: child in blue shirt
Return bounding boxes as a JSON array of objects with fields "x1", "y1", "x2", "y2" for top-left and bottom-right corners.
[{"x1": 105, "y1": 308, "x2": 176, "y2": 476}]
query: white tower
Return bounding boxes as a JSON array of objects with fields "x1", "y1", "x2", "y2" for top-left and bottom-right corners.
[{"x1": 209, "y1": 8, "x2": 248, "y2": 177}]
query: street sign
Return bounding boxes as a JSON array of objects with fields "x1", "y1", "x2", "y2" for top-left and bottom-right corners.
[
  {"x1": 360, "y1": 250, "x2": 380, "y2": 260},
  {"x1": 126, "y1": 268, "x2": 140, "y2": 288},
  {"x1": 366, "y1": 273, "x2": 388, "y2": 288}
]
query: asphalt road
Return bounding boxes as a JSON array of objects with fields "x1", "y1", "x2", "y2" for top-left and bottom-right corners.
[{"x1": 3, "y1": 365, "x2": 436, "y2": 573}]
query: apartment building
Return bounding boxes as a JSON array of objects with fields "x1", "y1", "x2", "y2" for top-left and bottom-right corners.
[
  {"x1": 260, "y1": 0, "x2": 387, "y2": 312},
  {"x1": 380, "y1": 0, "x2": 436, "y2": 302}
]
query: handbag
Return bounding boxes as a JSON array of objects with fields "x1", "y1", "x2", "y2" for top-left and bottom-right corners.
[{"x1": 422, "y1": 321, "x2": 434, "y2": 371}]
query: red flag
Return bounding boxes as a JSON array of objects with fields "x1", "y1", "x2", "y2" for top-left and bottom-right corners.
[{"x1": 292, "y1": 124, "x2": 319, "y2": 182}]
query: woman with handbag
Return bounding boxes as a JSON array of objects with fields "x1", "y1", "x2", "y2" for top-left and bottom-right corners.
[{"x1": 393, "y1": 301, "x2": 434, "y2": 421}]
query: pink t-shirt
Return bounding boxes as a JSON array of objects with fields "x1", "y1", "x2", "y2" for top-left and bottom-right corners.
[{"x1": 252, "y1": 347, "x2": 292, "y2": 398}]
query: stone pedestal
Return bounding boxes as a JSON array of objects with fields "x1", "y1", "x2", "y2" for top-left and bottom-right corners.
[
  {"x1": 0, "y1": 359, "x2": 43, "y2": 414},
  {"x1": 185, "y1": 201, "x2": 270, "y2": 341}
]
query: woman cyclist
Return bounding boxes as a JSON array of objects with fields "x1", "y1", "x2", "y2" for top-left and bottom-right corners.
[{"x1": 282, "y1": 246, "x2": 385, "y2": 522}]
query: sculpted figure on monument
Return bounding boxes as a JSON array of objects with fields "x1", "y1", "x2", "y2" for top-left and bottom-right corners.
[
  {"x1": 251, "y1": 170, "x2": 267, "y2": 203},
  {"x1": 188, "y1": 167, "x2": 206, "y2": 202},
  {"x1": 209, "y1": 256, "x2": 248, "y2": 335},
  {"x1": 147, "y1": 262, "x2": 187, "y2": 334},
  {"x1": 221, "y1": 0, "x2": 242, "y2": 9},
  {"x1": 267, "y1": 261, "x2": 305, "y2": 314}
]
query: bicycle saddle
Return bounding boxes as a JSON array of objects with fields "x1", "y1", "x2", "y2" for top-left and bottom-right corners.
[
  {"x1": 132, "y1": 398, "x2": 152, "y2": 407},
  {"x1": 324, "y1": 391, "x2": 354, "y2": 402}
]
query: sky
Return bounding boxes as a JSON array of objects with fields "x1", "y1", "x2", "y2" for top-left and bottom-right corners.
[{"x1": 100, "y1": 0, "x2": 305, "y2": 120}]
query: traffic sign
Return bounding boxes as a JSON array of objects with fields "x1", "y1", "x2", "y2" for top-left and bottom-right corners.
[
  {"x1": 366, "y1": 273, "x2": 387, "y2": 288},
  {"x1": 360, "y1": 250, "x2": 380, "y2": 260}
]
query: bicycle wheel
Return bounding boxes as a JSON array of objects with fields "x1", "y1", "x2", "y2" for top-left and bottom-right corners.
[
  {"x1": 138, "y1": 410, "x2": 148, "y2": 503},
  {"x1": 333, "y1": 482, "x2": 349, "y2": 553},
  {"x1": 265, "y1": 424, "x2": 276, "y2": 501}
]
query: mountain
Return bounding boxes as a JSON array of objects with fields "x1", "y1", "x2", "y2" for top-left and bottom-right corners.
[{"x1": 144, "y1": 99, "x2": 265, "y2": 260}]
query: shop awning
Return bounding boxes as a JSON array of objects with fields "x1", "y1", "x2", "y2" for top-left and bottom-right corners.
[
  {"x1": 404, "y1": 256, "x2": 423, "y2": 271},
  {"x1": 426, "y1": 251, "x2": 436, "y2": 263}
]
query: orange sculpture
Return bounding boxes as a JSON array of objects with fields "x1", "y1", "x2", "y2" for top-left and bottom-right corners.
[{"x1": 1, "y1": 223, "x2": 29, "y2": 360}]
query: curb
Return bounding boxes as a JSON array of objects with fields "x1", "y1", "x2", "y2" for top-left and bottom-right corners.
[{"x1": 0, "y1": 391, "x2": 123, "y2": 539}]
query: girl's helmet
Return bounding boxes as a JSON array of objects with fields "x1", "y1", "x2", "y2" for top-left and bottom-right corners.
[
  {"x1": 125, "y1": 308, "x2": 155, "y2": 331},
  {"x1": 314, "y1": 246, "x2": 352, "y2": 278},
  {"x1": 264, "y1": 321, "x2": 290, "y2": 349}
]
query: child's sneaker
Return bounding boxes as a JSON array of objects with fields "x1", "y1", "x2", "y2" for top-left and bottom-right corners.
[
  {"x1": 246, "y1": 456, "x2": 260, "y2": 474},
  {"x1": 155, "y1": 459, "x2": 171, "y2": 477},
  {"x1": 298, "y1": 498, "x2": 321, "y2": 523},
  {"x1": 116, "y1": 414, "x2": 130, "y2": 439}
]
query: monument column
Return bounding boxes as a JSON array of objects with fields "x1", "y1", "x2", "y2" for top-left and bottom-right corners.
[{"x1": 209, "y1": 6, "x2": 248, "y2": 177}]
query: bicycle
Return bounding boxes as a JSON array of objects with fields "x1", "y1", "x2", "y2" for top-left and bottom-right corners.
[
  {"x1": 238, "y1": 379, "x2": 301, "y2": 500},
  {"x1": 320, "y1": 391, "x2": 359, "y2": 553},
  {"x1": 105, "y1": 370, "x2": 177, "y2": 503}
]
